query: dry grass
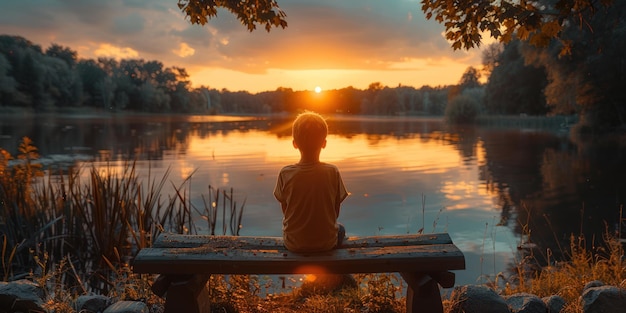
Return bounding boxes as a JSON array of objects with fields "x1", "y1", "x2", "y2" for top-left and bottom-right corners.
[
  {"x1": 204, "y1": 273, "x2": 405, "y2": 313},
  {"x1": 498, "y1": 232, "x2": 626, "y2": 313}
]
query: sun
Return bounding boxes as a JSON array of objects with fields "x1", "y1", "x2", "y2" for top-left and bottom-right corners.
[{"x1": 314, "y1": 86, "x2": 322, "y2": 93}]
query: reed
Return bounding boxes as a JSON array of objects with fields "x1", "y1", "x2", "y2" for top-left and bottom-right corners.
[
  {"x1": 196, "y1": 185, "x2": 246, "y2": 236},
  {"x1": 0, "y1": 137, "x2": 246, "y2": 294}
]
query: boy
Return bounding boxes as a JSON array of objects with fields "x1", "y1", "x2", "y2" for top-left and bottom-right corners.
[{"x1": 274, "y1": 111, "x2": 348, "y2": 252}]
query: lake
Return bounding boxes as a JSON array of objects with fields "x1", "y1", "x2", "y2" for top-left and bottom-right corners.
[{"x1": 1, "y1": 113, "x2": 625, "y2": 288}]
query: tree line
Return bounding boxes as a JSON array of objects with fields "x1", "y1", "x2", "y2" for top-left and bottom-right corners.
[
  {"x1": 0, "y1": 34, "x2": 459, "y2": 116},
  {"x1": 0, "y1": 35, "x2": 210, "y2": 113}
]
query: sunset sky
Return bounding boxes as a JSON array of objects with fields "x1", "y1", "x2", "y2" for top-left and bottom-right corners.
[{"x1": 0, "y1": 0, "x2": 489, "y2": 93}]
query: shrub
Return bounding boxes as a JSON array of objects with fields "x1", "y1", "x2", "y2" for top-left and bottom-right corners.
[{"x1": 445, "y1": 95, "x2": 479, "y2": 124}]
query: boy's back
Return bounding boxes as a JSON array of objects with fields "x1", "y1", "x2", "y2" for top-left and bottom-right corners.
[
  {"x1": 273, "y1": 111, "x2": 348, "y2": 253},
  {"x1": 274, "y1": 162, "x2": 347, "y2": 252}
]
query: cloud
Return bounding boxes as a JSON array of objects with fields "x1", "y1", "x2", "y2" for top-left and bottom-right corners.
[
  {"x1": 55, "y1": 0, "x2": 118, "y2": 27},
  {"x1": 113, "y1": 12, "x2": 146, "y2": 35},
  {"x1": 94, "y1": 43, "x2": 139, "y2": 59},
  {"x1": 202, "y1": 0, "x2": 466, "y2": 73},
  {"x1": 174, "y1": 42, "x2": 195, "y2": 58}
]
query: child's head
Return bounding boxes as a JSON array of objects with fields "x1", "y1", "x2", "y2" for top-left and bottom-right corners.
[{"x1": 292, "y1": 111, "x2": 328, "y2": 153}]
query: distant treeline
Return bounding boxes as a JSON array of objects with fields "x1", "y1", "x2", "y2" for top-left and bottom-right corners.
[{"x1": 0, "y1": 35, "x2": 459, "y2": 116}]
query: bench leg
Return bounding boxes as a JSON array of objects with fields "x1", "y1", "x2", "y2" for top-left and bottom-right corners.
[
  {"x1": 156, "y1": 274, "x2": 211, "y2": 313},
  {"x1": 400, "y1": 272, "x2": 444, "y2": 313}
]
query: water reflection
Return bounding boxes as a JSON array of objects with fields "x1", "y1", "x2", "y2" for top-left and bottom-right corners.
[{"x1": 1, "y1": 114, "x2": 625, "y2": 286}]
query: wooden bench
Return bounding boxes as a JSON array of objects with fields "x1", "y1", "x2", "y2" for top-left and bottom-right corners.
[{"x1": 132, "y1": 232, "x2": 465, "y2": 313}]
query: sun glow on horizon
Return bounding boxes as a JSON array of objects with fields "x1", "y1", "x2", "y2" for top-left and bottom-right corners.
[
  {"x1": 314, "y1": 86, "x2": 322, "y2": 93},
  {"x1": 187, "y1": 62, "x2": 478, "y2": 93}
]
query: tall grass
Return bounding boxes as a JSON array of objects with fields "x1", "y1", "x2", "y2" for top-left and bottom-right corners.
[
  {"x1": 0, "y1": 137, "x2": 245, "y2": 294},
  {"x1": 497, "y1": 230, "x2": 625, "y2": 312},
  {"x1": 474, "y1": 204, "x2": 626, "y2": 313}
]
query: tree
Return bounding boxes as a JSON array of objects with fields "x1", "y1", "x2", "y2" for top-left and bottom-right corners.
[
  {"x1": 139, "y1": 81, "x2": 170, "y2": 112},
  {"x1": 0, "y1": 54, "x2": 17, "y2": 106},
  {"x1": 18, "y1": 52, "x2": 45, "y2": 108},
  {"x1": 519, "y1": 0, "x2": 626, "y2": 131},
  {"x1": 420, "y1": 86, "x2": 449, "y2": 115},
  {"x1": 45, "y1": 44, "x2": 77, "y2": 68},
  {"x1": 373, "y1": 87, "x2": 400, "y2": 115},
  {"x1": 40, "y1": 55, "x2": 82, "y2": 107},
  {"x1": 0, "y1": 36, "x2": 44, "y2": 107},
  {"x1": 445, "y1": 94, "x2": 479, "y2": 124},
  {"x1": 169, "y1": 81, "x2": 193, "y2": 113},
  {"x1": 481, "y1": 43, "x2": 503, "y2": 77},
  {"x1": 484, "y1": 40, "x2": 548, "y2": 115},
  {"x1": 448, "y1": 66, "x2": 482, "y2": 103},
  {"x1": 177, "y1": 0, "x2": 287, "y2": 31},
  {"x1": 77, "y1": 59, "x2": 107, "y2": 107},
  {"x1": 361, "y1": 82, "x2": 386, "y2": 115},
  {"x1": 178, "y1": 0, "x2": 614, "y2": 53},
  {"x1": 421, "y1": 0, "x2": 615, "y2": 54},
  {"x1": 0, "y1": 35, "x2": 43, "y2": 70},
  {"x1": 459, "y1": 66, "x2": 481, "y2": 90}
]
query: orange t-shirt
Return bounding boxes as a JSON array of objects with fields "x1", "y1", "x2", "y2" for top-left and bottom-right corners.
[{"x1": 274, "y1": 162, "x2": 348, "y2": 252}]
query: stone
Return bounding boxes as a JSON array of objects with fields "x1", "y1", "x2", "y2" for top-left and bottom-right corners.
[
  {"x1": 0, "y1": 280, "x2": 45, "y2": 312},
  {"x1": 583, "y1": 280, "x2": 604, "y2": 291},
  {"x1": 75, "y1": 294, "x2": 111, "y2": 313},
  {"x1": 543, "y1": 295, "x2": 566, "y2": 313},
  {"x1": 0, "y1": 294, "x2": 45, "y2": 313},
  {"x1": 581, "y1": 286, "x2": 626, "y2": 313},
  {"x1": 103, "y1": 300, "x2": 149, "y2": 313},
  {"x1": 0, "y1": 279, "x2": 45, "y2": 302},
  {"x1": 448, "y1": 284, "x2": 509, "y2": 313},
  {"x1": 506, "y1": 293, "x2": 546, "y2": 313}
]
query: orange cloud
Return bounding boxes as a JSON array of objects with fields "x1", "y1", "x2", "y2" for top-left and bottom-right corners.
[
  {"x1": 174, "y1": 42, "x2": 195, "y2": 58},
  {"x1": 94, "y1": 43, "x2": 139, "y2": 59}
]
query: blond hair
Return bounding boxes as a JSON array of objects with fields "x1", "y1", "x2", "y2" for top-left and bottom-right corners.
[{"x1": 292, "y1": 111, "x2": 328, "y2": 151}]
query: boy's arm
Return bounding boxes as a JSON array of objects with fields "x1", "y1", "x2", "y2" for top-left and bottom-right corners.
[
  {"x1": 274, "y1": 172, "x2": 287, "y2": 214},
  {"x1": 335, "y1": 171, "x2": 348, "y2": 216}
]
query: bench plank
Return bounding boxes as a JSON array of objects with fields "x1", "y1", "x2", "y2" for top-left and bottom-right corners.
[
  {"x1": 151, "y1": 233, "x2": 455, "y2": 249},
  {"x1": 134, "y1": 233, "x2": 464, "y2": 275}
]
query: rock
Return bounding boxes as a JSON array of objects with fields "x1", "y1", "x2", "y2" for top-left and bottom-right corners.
[
  {"x1": 0, "y1": 294, "x2": 45, "y2": 313},
  {"x1": 506, "y1": 293, "x2": 546, "y2": 313},
  {"x1": 0, "y1": 280, "x2": 45, "y2": 312},
  {"x1": 103, "y1": 300, "x2": 149, "y2": 313},
  {"x1": 583, "y1": 280, "x2": 604, "y2": 291},
  {"x1": 448, "y1": 285, "x2": 510, "y2": 313},
  {"x1": 75, "y1": 294, "x2": 112, "y2": 313},
  {"x1": 581, "y1": 286, "x2": 626, "y2": 313},
  {"x1": 543, "y1": 295, "x2": 566, "y2": 313},
  {"x1": 0, "y1": 279, "x2": 45, "y2": 301}
]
